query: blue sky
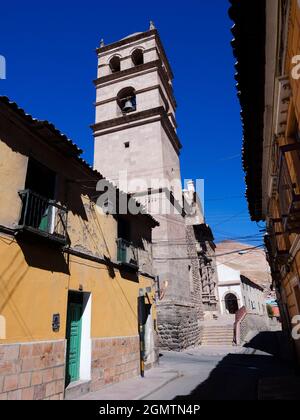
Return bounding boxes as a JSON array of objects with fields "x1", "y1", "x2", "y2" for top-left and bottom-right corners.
[{"x1": 0, "y1": 0, "x2": 264, "y2": 244}]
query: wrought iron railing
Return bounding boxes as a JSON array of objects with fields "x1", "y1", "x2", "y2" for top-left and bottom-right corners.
[
  {"x1": 116, "y1": 238, "x2": 138, "y2": 267},
  {"x1": 18, "y1": 189, "x2": 68, "y2": 244}
]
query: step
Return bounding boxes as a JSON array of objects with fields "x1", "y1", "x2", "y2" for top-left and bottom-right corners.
[
  {"x1": 202, "y1": 336, "x2": 233, "y2": 340},
  {"x1": 65, "y1": 380, "x2": 91, "y2": 400},
  {"x1": 202, "y1": 343, "x2": 234, "y2": 347},
  {"x1": 203, "y1": 332, "x2": 233, "y2": 334},
  {"x1": 202, "y1": 337, "x2": 233, "y2": 341},
  {"x1": 203, "y1": 326, "x2": 233, "y2": 331},
  {"x1": 202, "y1": 341, "x2": 234, "y2": 345},
  {"x1": 203, "y1": 326, "x2": 234, "y2": 330},
  {"x1": 203, "y1": 333, "x2": 233, "y2": 337}
]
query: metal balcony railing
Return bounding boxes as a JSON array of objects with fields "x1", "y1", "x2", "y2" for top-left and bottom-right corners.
[
  {"x1": 18, "y1": 189, "x2": 68, "y2": 244},
  {"x1": 278, "y1": 145, "x2": 300, "y2": 233},
  {"x1": 116, "y1": 238, "x2": 138, "y2": 267}
]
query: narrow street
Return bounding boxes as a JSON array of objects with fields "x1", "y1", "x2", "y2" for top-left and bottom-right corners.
[
  {"x1": 79, "y1": 331, "x2": 300, "y2": 401},
  {"x1": 153, "y1": 335, "x2": 296, "y2": 400}
]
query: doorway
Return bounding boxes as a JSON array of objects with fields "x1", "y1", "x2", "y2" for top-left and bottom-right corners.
[
  {"x1": 225, "y1": 293, "x2": 239, "y2": 314},
  {"x1": 65, "y1": 292, "x2": 83, "y2": 386}
]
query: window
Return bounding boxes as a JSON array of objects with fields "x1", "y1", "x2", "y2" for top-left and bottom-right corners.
[
  {"x1": 132, "y1": 49, "x2": 144, "y2": 66},
  {"x1": 109, "y1": 56, "x2": 121, "y2": 73},
  {"x1": 124, "y1": 142, "x2": 130, "y2": 149},
  {"x1": 18, "y1": 158, "x2": 67, "y2": 243},
  {"x1": 25, "y1": 158, "x2": 56, "y2": 199},
  {"x1": 117, "y1": 87, "x2": 136, "y2": 114}
]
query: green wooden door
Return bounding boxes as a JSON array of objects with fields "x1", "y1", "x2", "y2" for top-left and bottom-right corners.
[{"x1": 66, "y1": 302, "x2": 82, "y2": 385}]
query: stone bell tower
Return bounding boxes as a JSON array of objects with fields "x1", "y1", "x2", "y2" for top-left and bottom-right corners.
[{"x1": 92, "y1": 23, "x2": 203, "y2": 350}]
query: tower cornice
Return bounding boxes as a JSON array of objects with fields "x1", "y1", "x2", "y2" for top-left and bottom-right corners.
[
  {"x1": 91, "y1": 106, "x2": 182, "y2": 154},
  {"x1": 94, "y1": 60, "x2": 177, "y2": 110},
  {"x1": 96, "y1": 29, "x2": 174, "y2": 81}
]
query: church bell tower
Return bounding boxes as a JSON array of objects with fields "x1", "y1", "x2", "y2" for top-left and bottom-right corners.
[{"x1": 92, "y1": 23, "x2": 203, "y2": 349}]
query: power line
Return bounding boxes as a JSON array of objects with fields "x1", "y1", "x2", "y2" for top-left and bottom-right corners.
[
  {"x1": 153, "y1": 244, "x2": 264, "y2": 260},
  {"x1": 209, "y1": 210, "x2": 248, "y2": 227}
]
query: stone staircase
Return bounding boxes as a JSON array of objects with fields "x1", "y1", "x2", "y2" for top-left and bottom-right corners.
[{"x1": 201, "y1": 315, "x2": 235, "y2": 346}]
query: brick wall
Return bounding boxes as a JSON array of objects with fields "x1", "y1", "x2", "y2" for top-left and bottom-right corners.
[
  {"x1": 0, "y1": 340, "x2": 65, "y2": 400},
  {"x1": 91, "y1": 336, "x2": 140, "y2": 392}
]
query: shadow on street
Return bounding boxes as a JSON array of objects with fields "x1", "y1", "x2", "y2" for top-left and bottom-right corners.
[
  {"x1": 174, "y1": 332, "x2": 298, "y2": 400},
  {"x1": 244, "y1": 331, "x2": 294, "y2": 361}
]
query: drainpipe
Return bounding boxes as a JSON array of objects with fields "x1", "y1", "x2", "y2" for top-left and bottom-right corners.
[
  {"x1": 155, "y1": 275, "x2": 160, "y2": 302},
  {"x1": 138, "y1": 295, "x2": 145, "y2": 378}
]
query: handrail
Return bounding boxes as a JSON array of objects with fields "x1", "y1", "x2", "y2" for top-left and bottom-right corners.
[{"x1": 18, "y1": 189, "x2": 67, "y2": 212}]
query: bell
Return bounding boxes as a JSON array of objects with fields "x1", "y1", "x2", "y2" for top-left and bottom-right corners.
[{"x1": 122, "y1": 99, "x2": 135, "y2": 112}]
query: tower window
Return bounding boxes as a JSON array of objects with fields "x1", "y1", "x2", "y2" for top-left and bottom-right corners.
[
  {"x1": 109, "y1": 56, "x2": 121, "y2": 73},
  {"x1": 132, "y1": 49, "x2": 144, "y2": 66},
  {"x1": 124, "y1": 142, "x2": 130, "y2": 149},
  {"x1": 117, "y1": 87, "x2": 136, "y2": 114}
]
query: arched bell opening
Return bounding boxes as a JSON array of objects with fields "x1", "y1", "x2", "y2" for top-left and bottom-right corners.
[
  {"x1": 132, "y1": 49, "x2": 144, "y2": 66},
  {"x1": 109, "y1": 56, "x2": 121, "y2": 73},
  {"x1": 117, "y1": 87, "x2": 136, "y2": 114}
]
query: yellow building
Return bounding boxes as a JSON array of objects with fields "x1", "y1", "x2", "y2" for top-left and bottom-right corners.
[
  {"x1": 230, "y1": 0, "x2": 300, "y2": 362},
  {"x1": 0, "y1": 96, "x2": 159, "y2": 399}
]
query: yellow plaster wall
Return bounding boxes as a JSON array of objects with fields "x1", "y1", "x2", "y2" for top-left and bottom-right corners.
[
  {"x1": 0, "y1": 235, "x2": 153, "y2": 344},
  {"x1": 0, "y1": 237, "x2": 68, "y2": 342},
  {"x1": 0, "y1": 140, "x2": 28, "y2": 228},
  {"x1": 67, "y1": 196, "x2": 118, "y2": 262},
  {"x1": 68, "y1": 256, "x2": 153, "y2": 338}
]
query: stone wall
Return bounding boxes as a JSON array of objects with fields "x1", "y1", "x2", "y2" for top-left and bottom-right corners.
[
  {"x1": 0, "y1": 340, "x2": 65, "y2": 400},
  {"x1": 91, "y1": 336, "x2": 140, "y2": 392},
  {"x1": 186, "y1": 225, "x2": 204, "y2": 320},
  {"x1": 240, "y1": 314, "x2": 271, "y2": 344},
  {"x1": 157, "y1": 304, "x2": 202, "y2": 351}
]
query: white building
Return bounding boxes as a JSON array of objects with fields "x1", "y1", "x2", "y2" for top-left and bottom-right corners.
[{"x1": 217, "y1": 264, "x2": 266, "y2": 316}]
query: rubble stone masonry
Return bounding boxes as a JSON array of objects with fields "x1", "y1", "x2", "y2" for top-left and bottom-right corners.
[
  {"x1": 0, "y1": 340, "x2": 65, "y2": 400},
  {"x1": 157, "y1": 304, "x2": 201, "y2": 351}
]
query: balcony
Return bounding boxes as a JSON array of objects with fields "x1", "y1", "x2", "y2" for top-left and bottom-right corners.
[
  {"x1": 278, "y1": 144, "x2": 300, "y2": 233},
  {"x1": 265, "y1": 220, "x2": 289, "y2": 267},
  {"x1": 17, "y1": 189, "x2": 68, "y2": 245},
  {"x1": 116, "y1": 238, "x2": 138, "y2": 269}
]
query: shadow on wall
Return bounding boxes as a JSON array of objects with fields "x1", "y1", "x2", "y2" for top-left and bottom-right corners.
[
  {"x1": 174, "y1": 332, "x2": 295, "y2": 401},
  {"x1": 119, "y1": 266, "x2": 139, "y2": 283},
  {"x1": 17, "y1": 237, "x2": 70, "y2": 274},
  {"x1": 0, "y1": 128, "x2": 91, "y2": 222}
]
